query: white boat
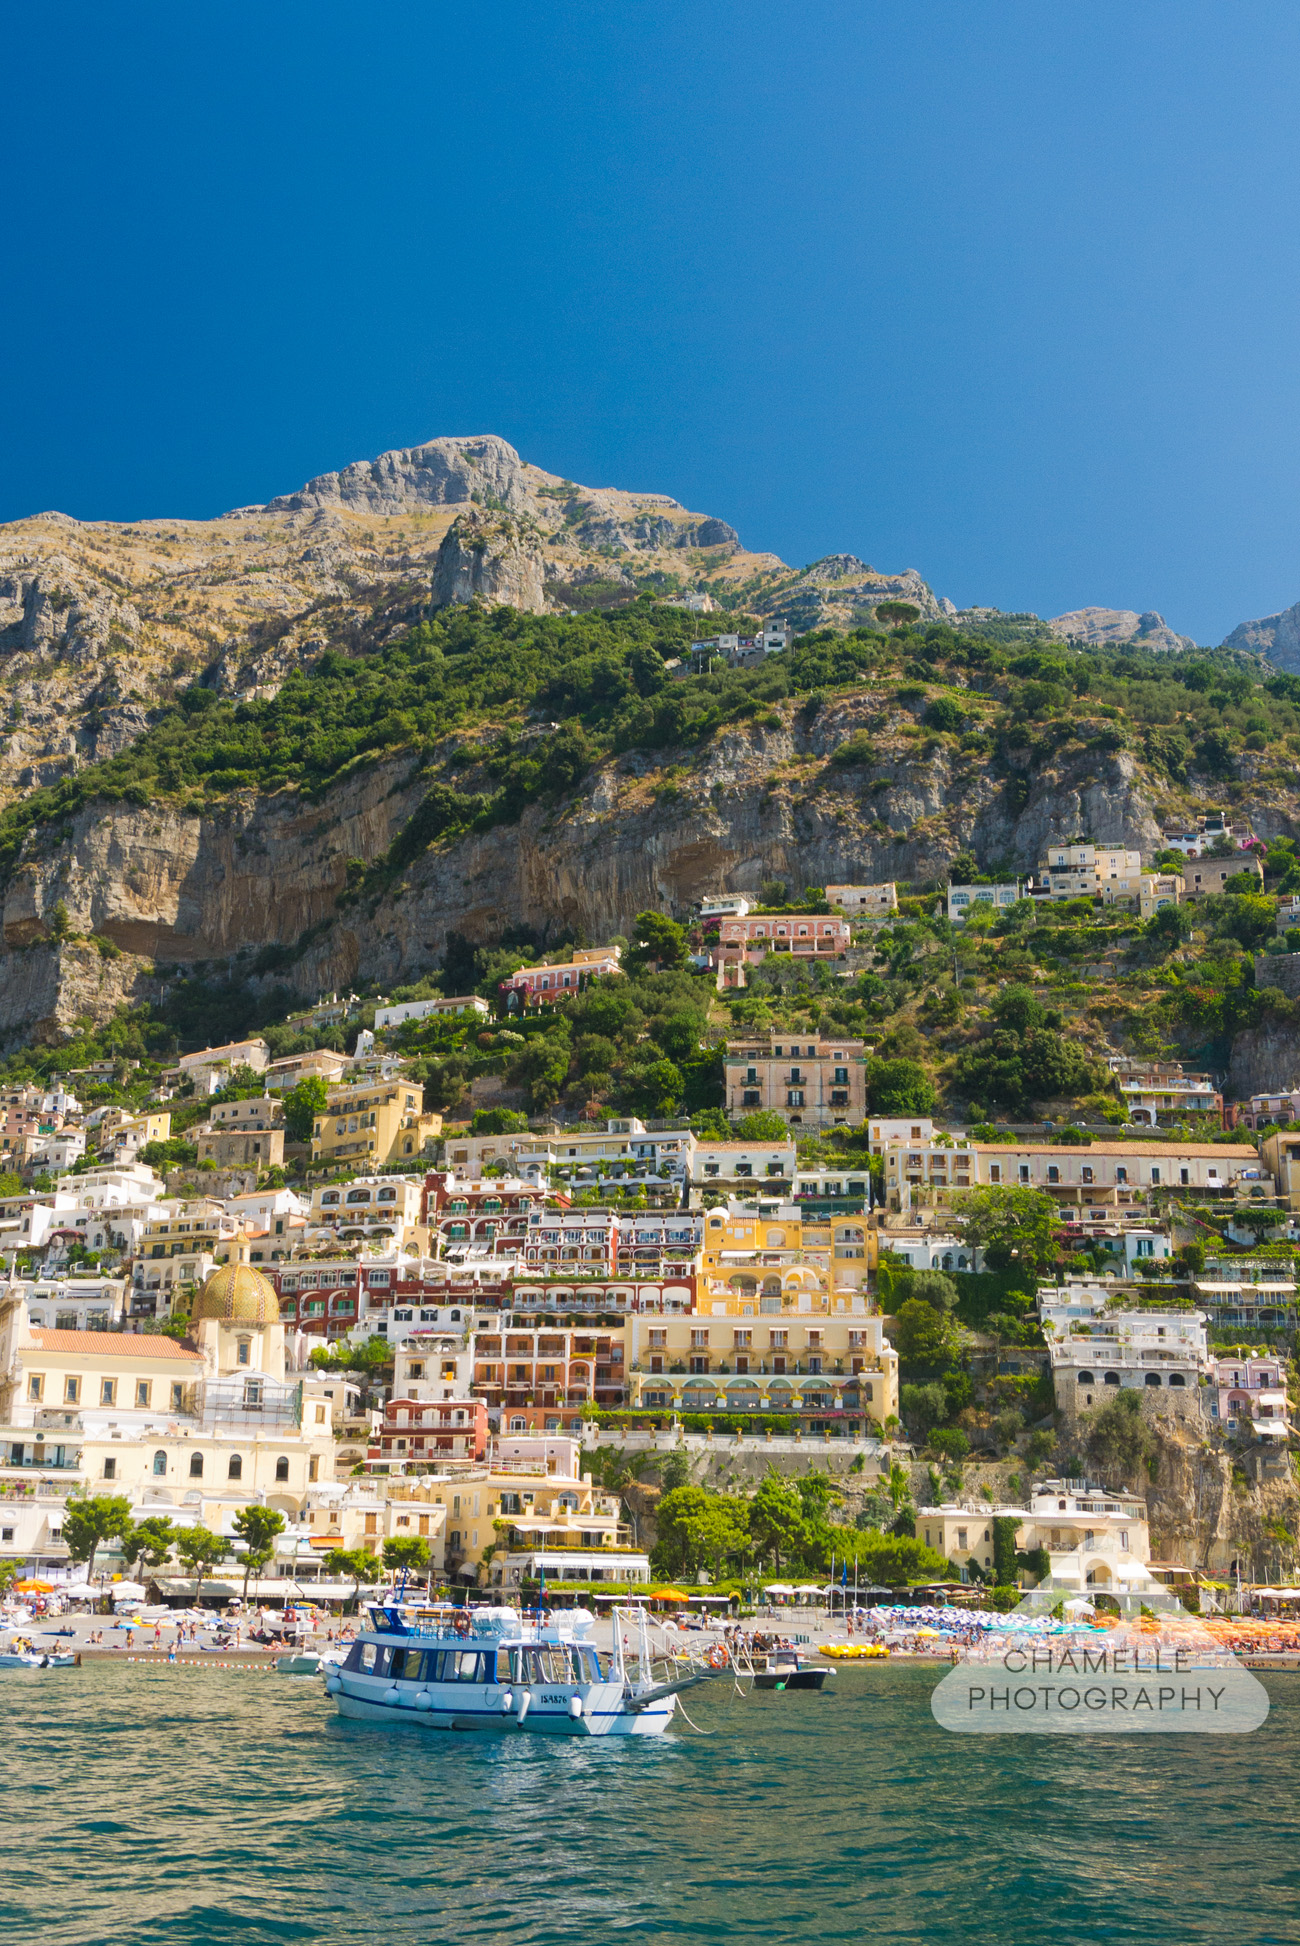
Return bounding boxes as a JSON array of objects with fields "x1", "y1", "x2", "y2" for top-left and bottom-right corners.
[
  {"x1": 0, "y1": 1649, "x2": 79, "y2": 1668},
  {"x1": 325, "y1": 1602, "x2": 723, "y2": 1738},
  {"x1": 277, "y1": 1649, "x2": 345, "y2": 1675}
]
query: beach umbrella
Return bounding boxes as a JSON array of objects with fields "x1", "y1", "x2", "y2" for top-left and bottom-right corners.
[
  {"x1": 61, "y1": 1582, "x2": 96, "y2": 1598},
  {"x1": 13, "y1": 1579, "x2": 55, "y2": 1593}
]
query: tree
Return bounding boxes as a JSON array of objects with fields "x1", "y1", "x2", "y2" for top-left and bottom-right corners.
[
  {"x1": 383, "y1": 1534, "x2": 433, "y2": 1592},
  {"x1": 991, "y1": 1515, "x2": 1020, "y2": 1585},
  {"x1": 734, "y1": 1110, "x2": 790, "y2": 1141},
  {"x1": 900, "y1": 1381, "x2": 950, "y2": 1439},
  {"x1": 653, "y1": 1486, "x2": 748, "y2": 1578},
  {"x1": 657, "y1": 1451, "x2": 690, "y2": 1494},
  {"x1": 63, "y1": 1493, "x2": 133, "y2": 1582},
  {"x1": 845, "y1": 1530, "x2": 953, "y2": 1582},
  {"x1": 471, "y1": 1107, "x2": 529, "y2": 1135},
  {"x1": 232, "y1": 1506, "x2": 286, "y2": 1601},
  {"x1": 865, "y1": 1057, "x2": 936, "y2": 1116},
  {"x1": 929, "y1": 1427, "x2": 970, "y2": 1463},
  {"x1": 50, "y1": 899, "x2": 71, "y2": 941},
  {"x1": 1083, "y1": 1390, "x2": 1156, "y2": 1484},
  {"x1": 907, "y1": 1269, "x2": 959, "y2": 1313},
  {"x1": 121, "y1": 1515, "x2": 177, "y2": 1579},
  {"x1": 950, "y1": 1185, "x2": 1061, "y2": 1274},
  {"x1": 325, "y1": 1546, "x2": 383, "y2": 1610},
  {"x1": 625, "y1": 910, "x2": 690, "y2": 974},
  {"x1": 747, "y1": 1474, "x2": 807, "y2": 1573},
  {"x1": 893, "y1": 1298, "x2": 959, "y2": 1371},
  {"x1": 925, "y1": 695, "x2": 964, "y2": 734},
  {"x1": 282, "y1": 1075, "x2": 330, "y2": 1144},
  {"x1": 875, "y1": 601, "x2": 920, "y2": 629},
  {"x1": 174, "y1": 1525, "x2": 230, "y2": 1598}
]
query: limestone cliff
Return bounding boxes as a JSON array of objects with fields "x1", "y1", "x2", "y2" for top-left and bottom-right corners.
[
  {"x1": 431, "y1": 508, "x2": 546, "y2": 612},
  {"x1": 1223, "y1": 597, "x2": 1300, "y2": 674},
  {"x1": 0, "y1": 686, "x2": 1268, "y2": 1049}
]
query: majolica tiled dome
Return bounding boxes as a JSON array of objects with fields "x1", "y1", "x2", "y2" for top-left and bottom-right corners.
[{"x1": 192, "y1": 1262, "x2": 277, "y2": 1327}]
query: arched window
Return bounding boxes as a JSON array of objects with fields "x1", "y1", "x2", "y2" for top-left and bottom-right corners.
[
  {"x1": 1168, "y1": 1372, "x2": 1186, "y2": 1387},
  {"x1": 153, "y1": 1450, "x2": 167, "y2": 1476},
  {"x1": 227, "y1": 1454, "x2": 242, "y2": 1480},
  {"x1": 1145, "y1": 1372, "x2": 1162, "y2": 1387},
  {"x1": 189, "y1": 1453, "x2": 204, "y2": 1477},
  {"x1": 321, "y1": 1192, "x2": 341, "y2": 1207},
  {"x1": 1077, "y1": 1371, "x2": 1096, "y2": 1385},
  {"x1": 237, "y1": 1338, "x2": 251, "y2": 1366},
  {"x1": 1103, "y1": 1373, "x2": 1121, "y2": 1386},
  {"x1": 275, "y1": 1456, "x2": 290, "y2": 1482}
]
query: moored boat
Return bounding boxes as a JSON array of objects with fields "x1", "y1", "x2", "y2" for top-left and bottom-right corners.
[
  {"x1": 325, "y1": 1602, "x2": 722, "y2": 1737},
  {"x1": 753, "y1": 1648, "x2": 830, "y2": 1691}
]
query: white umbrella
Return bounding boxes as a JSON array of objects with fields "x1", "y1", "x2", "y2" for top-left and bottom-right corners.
[
  {"x1": 1063, "y1": 1597, "x2": 1096, "y2": 1615},
  {"x1": 61, "y1": 1582, "x2": 96, "y2": 1598},
  {"x1": 763, "y1": 1583, "x2": 796, "y2": 1595},
  {"x1": 111, "y1": 1581, "x2": 148, "y2": 1599}
]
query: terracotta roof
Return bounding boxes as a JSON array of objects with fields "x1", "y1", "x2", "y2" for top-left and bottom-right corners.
[
  {"x1": 972, "y1": 1142, "x2": 1258, "y2": 1159},
  {"x1": 29, "y1": 1328, "x2": 203, "y2": 1360}
]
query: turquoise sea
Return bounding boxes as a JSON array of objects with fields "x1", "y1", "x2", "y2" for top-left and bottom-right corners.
[{"x1": 3, "y1": 1661, "x2": 1298, "y2": 1945}]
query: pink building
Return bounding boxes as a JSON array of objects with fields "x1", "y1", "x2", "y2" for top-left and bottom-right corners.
[
  {"x1": 1207, "y1": 1352, "x2": 1291, "y2": 1440},
  {"x1": 500, "y1": 947, "x2": 623, "y2": 1009},
  {"x1": 711, "y1": 914, "x2": 851, "y2": 979}
]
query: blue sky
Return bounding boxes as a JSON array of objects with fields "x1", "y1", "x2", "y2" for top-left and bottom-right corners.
[{"x1": 3, "y1": 1, "x2": 1299, "y2": 642}]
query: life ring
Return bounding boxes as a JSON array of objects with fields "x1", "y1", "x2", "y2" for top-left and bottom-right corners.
[{"x1": 707, "y1": 1645, "x2": 728, "y2": 1670}]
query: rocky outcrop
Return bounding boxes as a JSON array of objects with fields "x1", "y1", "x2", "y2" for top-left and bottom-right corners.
[
  {"x1": 1223, "y1": 598, "x2": 1300, "y2": 673},
  {"x1": 1049, "y1": 607, "x2": 1196, "y2": 653},
  {"x1": 774, "y1": 562, "x2": 941, "y2": 631},
  {"x1": 431, "y1": 509, "x2": 546, "y2": 612},
  {"x1": 261, "y1": 434, "x2": 530, "y2": 516}
]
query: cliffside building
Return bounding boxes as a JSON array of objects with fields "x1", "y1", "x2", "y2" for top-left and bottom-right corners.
[
  {"x1": 724, "y1": 1033, "x2": 867, "y2": 1129},
  {"x1": 947, "y1": 882, "x2": 1020, "y2": 922},
  {"x1": 826, "y1": 882, "x2": 898, "y2": 919}
]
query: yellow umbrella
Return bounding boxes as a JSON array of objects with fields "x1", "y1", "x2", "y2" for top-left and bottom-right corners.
[
  {"x1": 648, "y1": 1586, "x2": 690, "y2": 1601},
  {"x1": 12, "y1": 1579, "x2": 56, "y2": 1593}
]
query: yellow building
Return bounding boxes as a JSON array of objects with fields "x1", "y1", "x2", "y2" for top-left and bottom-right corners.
[
  {"x1": 0, "y1": 1262, "x2": 336, "y2": 1520},
  {"x1": 618, "y1": 1207, "x2": 899, "y2": 1429},
  {"x1": 311, "y1": 1077, "x2": 441, "y2": 1166}
]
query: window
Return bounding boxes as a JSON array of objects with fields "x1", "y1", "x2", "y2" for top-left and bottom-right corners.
[
  {"x1": 989, "y1": 1164, "x2": 1001, "y2": 1184},
  {"x1": 153, "y1": 1450, "x2": 166, "y2": 1475},
  {"x1": 275, "y1": 1456, "x2": 290, "y2": 1482},
  {"x1": 1081, "y1": 1166, "x2": 1094, "y2": 1185},
  {"x1": 100, "y1": 1378, "x2": 116, "y2": 1406},
  {"x1": 28, "y1": 1375, "x2": 42, "y2": 1402},
  {"x1": 171, "y1": 1383, "x2": 184, "y2": 1409},
  {"x1": 237, "y1": 1339, "x2": 251, "y2": 1367},
  {"x1": 228, "y1": 1454, "x2": 242, "y2": 1480},
  {"x1": 65, "y1": 1377, "x2": 80, "y2": 1405},
  {"x1": 189, "y1": 1453, "x2": 204, "y2": 1478},
  {"x1": 1150, "y1": 1167, "x2": 1161, "y2": 1186},
  {"x1": 1115, "y1": 1167, "x2": 1127, "y2": 1185},
  {"x1": 135, "y1": 1380, "x2": 150, "y2": 1408}
]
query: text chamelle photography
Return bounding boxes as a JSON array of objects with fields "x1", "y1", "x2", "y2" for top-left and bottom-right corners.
[{"x1": 3, "y1": 3, "x2": 1300, "y2": 1943}]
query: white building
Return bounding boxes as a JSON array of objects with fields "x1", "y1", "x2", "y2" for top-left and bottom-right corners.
[
  {"x1": 947, "y1": 882, "x2": 1020, "y2": 922},
  {"x1": 21, "y1": 1277, "x2": 129, "y2": 1332},
  {"x1": 1039, "y1": 1282, "x2": 1206, "y2": 1416},
  {"x1": 375, "y1": 995, "x2": 491, "y2": 1030}
]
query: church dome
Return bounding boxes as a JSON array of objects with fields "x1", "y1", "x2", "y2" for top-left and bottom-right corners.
[{"x1": 192, "y1": 1263, "x2": 278, "y2": 1327}]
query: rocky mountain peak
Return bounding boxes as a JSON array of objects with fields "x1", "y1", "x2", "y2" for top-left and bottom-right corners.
[
  {"x1": 1222, "y1": 599, "x2": 1300, "y2": 674},
  {"x1": 259, "y1": 433, "x2": 530, "y2": 516}
]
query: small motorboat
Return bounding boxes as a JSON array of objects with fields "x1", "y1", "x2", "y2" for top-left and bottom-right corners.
[
  {"x1": 277, "y1": 1650, "x2": 325, "y2": 1675},
  {"x1": 753, "y1": 1648, "x2": 830, "y2": 1691},
  {"x1": 0, "y1": 1648, "x2": 80, "y2": 1668}
]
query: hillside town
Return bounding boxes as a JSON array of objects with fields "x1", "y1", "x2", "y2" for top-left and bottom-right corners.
[{"x1": 2, "y1": 843, "x2": 1298, "y2": 1622}]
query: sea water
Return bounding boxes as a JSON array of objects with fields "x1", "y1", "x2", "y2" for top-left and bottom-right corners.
[{"x1": 3, "y1": 1660, "x2": 1298, "y2": 1945}]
